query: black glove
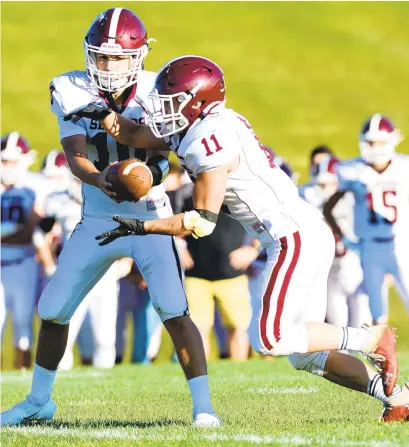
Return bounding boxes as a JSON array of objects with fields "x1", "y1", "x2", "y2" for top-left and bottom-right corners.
[
  {"x1": 95, "y1": 215, "x2": 147, "y2": 246},
  {"x1": 64, "y1": 103, "x2": 112, "y2": 123}
]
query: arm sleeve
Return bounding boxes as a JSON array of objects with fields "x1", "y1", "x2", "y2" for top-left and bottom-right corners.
[{"x1": 184, "y1": 126, "x2": 238, "y2": 178}]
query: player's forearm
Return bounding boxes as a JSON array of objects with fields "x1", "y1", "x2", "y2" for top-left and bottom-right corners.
[
  {"x1": 144, "y1": 214, "x2": 193, "y2": 236},
  {"x1": 323, "y1": 192, "x2": 345, "y2": 238},
  {"x1": 101, "y1": 112, "x2": 168, "y2": 151},
  {"x1": 67, "y1": 154, "x2": 100, "y2": 187}
]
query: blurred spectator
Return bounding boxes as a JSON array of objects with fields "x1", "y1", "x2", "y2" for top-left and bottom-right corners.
[
  {"x1": 1, "y1": 132, "x2": 42, "y2": 370},
  {"x1": 115, "y1": 263, "x2": 162, "y2": 364},
  {"x1": 299, "y1": 147, "x2": 372, "y2": 328}
]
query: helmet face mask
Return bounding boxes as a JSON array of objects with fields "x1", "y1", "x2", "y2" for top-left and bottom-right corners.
[
  {"x1": 85, "y1": 45, "x2": 149, "y2": 92},
  {"x1": 359, "y1": 114, "x2": 403, "y2": 165},
  {"x1": 1, "y1": 160, "x2": 27, "y2": 186},
  {"x1": 147, "y1": 56, "x2": 226, "y2": 139},
  {"x1": 84, "y1": 8, "x2": 151, "y2": 93},
  {"x1": 148, "y1": 90, "x2": 193, "y2": 138}
]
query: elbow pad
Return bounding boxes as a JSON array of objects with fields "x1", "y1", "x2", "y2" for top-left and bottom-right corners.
[
  {"x1": 183, "y1": 209, "x2": 218, "y2": 239},
  {"x1": 146, "y1": 155, "x2": 169, "y2": 186}
]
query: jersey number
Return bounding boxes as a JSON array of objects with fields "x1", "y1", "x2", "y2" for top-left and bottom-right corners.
[
  {"x1": 201, "y1": 134, "x2": 223, "y2": 157},
  {"x1": 366, "y1": 190, "x2": 397, "y2": 225},
  {"x1": 237, "y1": 116, "x2": 276, "y2": 169},
  {"x1": 1, "y1": 204, "x2": 25, "y2": 224},
  {"x1": 91, "y1": 132, "x2": 146, "y2": 171}
]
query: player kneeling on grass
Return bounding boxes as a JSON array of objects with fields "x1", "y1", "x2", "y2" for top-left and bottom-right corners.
[
  {"x1": 62, "y1": 55, "x2": 408, "y2": 422},
  {"x1": 1, "y1": 10, "x2": 220, "y2": 428}
]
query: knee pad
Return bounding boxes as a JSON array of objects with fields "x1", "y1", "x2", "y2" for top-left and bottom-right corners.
[{"x1": 288, "y1": 351, "x2": 329, "y2": 377}]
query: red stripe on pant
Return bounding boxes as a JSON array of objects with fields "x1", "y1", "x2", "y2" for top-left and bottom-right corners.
[{"x1": 260, "y1": 231, "x2": 301, "y2": 351}]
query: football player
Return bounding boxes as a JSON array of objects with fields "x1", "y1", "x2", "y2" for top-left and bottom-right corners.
[
  {"x1": 71, "y1": 55, "x2": 408, "y2": 422},
  {"x1": 1, "y1": 11, "x2": 219, "y2": 427},
  {"x1": 0, "y1": 132, "x2": 42, "y2": 369},
  {"x1": 299, "y1": 152, "x2": 371, "y2": 328},
  {"x1": 323, "y1": 115, "x2": 409, "y2": 325},
  {"x1": 35, "y1": 151, "x2": 122, "y2": 370}
]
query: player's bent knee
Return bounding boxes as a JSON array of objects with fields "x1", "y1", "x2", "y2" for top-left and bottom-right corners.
[
  {"x1": 250, "y1": 323, "x2": 309, "y2": 356},
  {"x1": 288, "y1": 351, "x2": 329, "y2": 377},
  {"x1": 38, "y1": 297, "x2": 70, "y2": 324}
]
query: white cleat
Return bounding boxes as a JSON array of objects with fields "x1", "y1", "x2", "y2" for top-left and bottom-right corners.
[{"x1": 192, "y1": 413, "x2": 222, "y2": 427}]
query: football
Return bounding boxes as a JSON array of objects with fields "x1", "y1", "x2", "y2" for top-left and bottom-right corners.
[{"x1": 106, "y1": 159, "x2": 153, "y2": 202}]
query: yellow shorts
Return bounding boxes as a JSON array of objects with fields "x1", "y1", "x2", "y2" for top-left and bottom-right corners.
[{"x1": 184, "y1": 275, "x2": 251, "y2": 331}]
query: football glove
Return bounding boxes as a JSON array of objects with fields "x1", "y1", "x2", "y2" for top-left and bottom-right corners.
[
  {"x1": 64, "y1": 103, "x2": 112, "y2": 123},
  {"x1": 95, "y1": 215, "x2": 147, "y2": 246}
]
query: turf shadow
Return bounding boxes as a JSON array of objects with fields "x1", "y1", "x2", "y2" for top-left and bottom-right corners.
[{"x1": 46, "y1": 418, "x2": 189, "y2": 429}]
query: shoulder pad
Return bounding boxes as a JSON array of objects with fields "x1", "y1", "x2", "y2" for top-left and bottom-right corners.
[{"x1": 50, "y1": 70, "x2": 100, "y2": 117}]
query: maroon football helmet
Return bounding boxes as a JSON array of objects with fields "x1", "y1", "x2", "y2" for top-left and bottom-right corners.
[
  {"x1": 359, "y1": 114, "x2": 402, "y2": 165},
  {"x1": 148, "y1": 56, "x2": 226, "y2": 138},
  {"x1": 84, "y1": 8, "x2": 152, "y2": 92}
]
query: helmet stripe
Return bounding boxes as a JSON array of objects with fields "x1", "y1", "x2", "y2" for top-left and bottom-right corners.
[
  {"x1": 5, "y1": 132, "x2": 20, "y2": 153},
  {"x1": 108, "y1": 7, "x2": 123, "y2": 44},
  {"x1": 369, "y1": 113, "x2": 382, "y2": 134}
]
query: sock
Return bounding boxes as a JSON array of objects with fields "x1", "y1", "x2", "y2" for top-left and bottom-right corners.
[
  {"x1": 187, "y1": 375, "x2": 214, "y2": 417},
  {"x1": 29, "y1": 363, "x2": 57, "y2": 406},
  {"x1": 338, "y1": 327, "x2": 370, "y2": 352},
  {"x1": 367, "y1": 373, "x2": 402, "y2": 406}
]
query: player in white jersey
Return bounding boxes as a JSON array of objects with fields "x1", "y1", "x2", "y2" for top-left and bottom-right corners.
[
  {"x1": 299, "y1": 153, "x2": 371, "y2": 328},
  {"x1": 323, "y1": 114, "x2": 409, "y2": 325},
  {"x1": 0, "y1": 132, "x2": 42, "y2": 369},
  {"x1": 1, "y1": 10, "x2": 219, "y2": 428},
  {"x1": 36, "y1": 151, "x2": 121, "y2": 370},
  {"x1": 74, "y1": 55, "x2": 409, "y2": 422}
]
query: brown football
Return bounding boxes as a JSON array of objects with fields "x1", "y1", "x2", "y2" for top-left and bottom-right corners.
[{"x1": 106, "y1": 159, "x2": 153, "y2": 202}]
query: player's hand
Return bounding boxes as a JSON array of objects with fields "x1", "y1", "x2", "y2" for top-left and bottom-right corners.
[
  {"x1": 64, "y1": 103, "x2": 113, "y2": 123},
  {"x1": 95, "y1": 215, "x2": 147, "y2": 246},
  {"x1": 229, "y1": 245, "x2": 259, "y2": 271},
  {"x1": 342, "y1": 237, "x2": 361, "y2": 254},
  {"x1": 95, "y1": 162, "x2": 123, "y2": 203}
]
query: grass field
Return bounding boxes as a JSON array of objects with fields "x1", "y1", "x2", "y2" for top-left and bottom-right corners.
[
  {"x1": 1, "y1": 355, "x2": 409, "y2": 446},
  {"x1": 1, "y1": 2, "x2": 409, "y2": 445}
]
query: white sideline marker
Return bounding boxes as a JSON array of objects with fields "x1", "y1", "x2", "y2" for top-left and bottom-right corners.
[
  {"x1": 2, "y1": 426, "x2": 393, "y2": 446},
  {"x1": 248, "y1": 386, "x2": 319, "y2": 395}
]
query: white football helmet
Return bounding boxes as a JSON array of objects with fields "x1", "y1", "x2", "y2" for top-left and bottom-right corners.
[
  {"x1": 310, "y1": 154, "x2": 340, "y2": 201},
  {"x1": 359, "y1": 114, "x2": 403, "y2": 165},
  {"x1": 1, "y1": 132, "x2": 36, "y2": 185}
]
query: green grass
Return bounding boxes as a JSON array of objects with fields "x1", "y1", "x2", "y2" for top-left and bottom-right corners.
[
  {"x1": 1, "y1": 356, "x2": 409, "y2": 446},
  {"x1": 1, "y1": 3, "x2": 409, "y2": 445}
]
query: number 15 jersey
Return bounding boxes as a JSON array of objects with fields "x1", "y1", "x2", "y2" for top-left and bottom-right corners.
[
  {"x1": 167, "y1": 108, "x2": 322, "y2": 246},
  {"x1": 336, "y1": 155, "x2": 409, "y2": 240},
  {"x1": 50, "y1": 70, "x2": 170, "y2": 220}
]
